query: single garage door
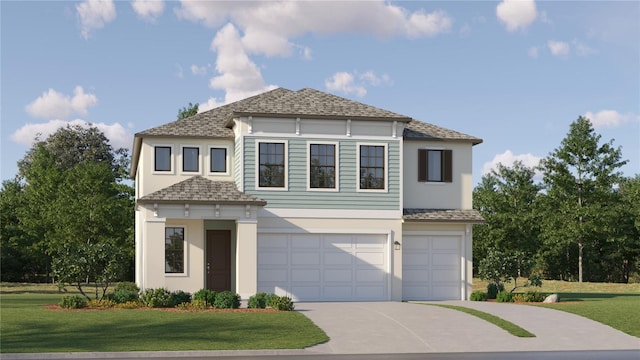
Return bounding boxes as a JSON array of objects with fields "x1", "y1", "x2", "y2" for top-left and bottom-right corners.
[
  {"x1": 258, "y1": 233, "x2": 388, "y2": 301},
  {"x1": 402, "y1": 234, "x2": 462, "y2": 300}
]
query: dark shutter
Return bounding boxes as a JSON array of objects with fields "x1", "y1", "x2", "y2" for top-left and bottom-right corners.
[
  {"x1": 443, "y1": 149, "x2": 453, "y2": 182},
  {"x1": 418, "y1": 149, "x2": 427, "y2": 182}
]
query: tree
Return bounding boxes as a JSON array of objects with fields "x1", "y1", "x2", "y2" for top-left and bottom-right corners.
[
  {"x1": 538, "y1": 116, "x2": 627, "y2": 282},
  {"x1": 478, "y1": 249, "x2": 542, "y2": 293},
  {"x1": 177, "y1": 102, "x2": 198, "y2": 119},
  {"x1": 0, "y1": 180, "x2": 33, "y2": 281},
  {"x1": 473, "y1": 161, "x2": 541, "y2": 275}
]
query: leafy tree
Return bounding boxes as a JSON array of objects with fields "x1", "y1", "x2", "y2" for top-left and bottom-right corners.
[
  {"x1": 478, "y1": 249, "x2": 542, "y2": 293},
  {"x1": 473, "y1": 161, "x2": 541, "y2": 275},
  {"x1": 177, "y1": 102, "x2": 198, "y2": 119},
  {"x1": 538, "y1": 116, "x2": 627, "y2": 282},
  {"x1": 609, "y1": 176, "x2": 640, "y2": 282},
  {"x1": 0, "y1": 180, "x2": 34, "y2": 281}
]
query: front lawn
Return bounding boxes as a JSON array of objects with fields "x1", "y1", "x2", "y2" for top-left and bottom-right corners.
[{"x1": 0, "y1": 292, "x2": 329, "y2": 353}]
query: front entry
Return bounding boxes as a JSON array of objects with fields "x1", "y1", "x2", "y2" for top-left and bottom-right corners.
[{"x1": 206, "y1": 230, "x2": 231, "y2": 292}]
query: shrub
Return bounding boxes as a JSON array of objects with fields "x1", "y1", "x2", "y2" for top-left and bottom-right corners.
[
  {"x1": 193, "y1": 289, "x2": 217, "y2": 306},
  {"x1": 109, "y1": 289, "x2": 139, "y2": 304},
  {"x1": 272, "y1": 296, "x2": 295, "y2": 311},
  {"x1": 88, "y1": 299, "x2": 116, "y2": 308},
  {"x1": 496, "y1": 290, "x2": 513, "y2": 303},
  {"x1": 140, "y1": 288, "x2": 173, "y2": 308},
  {"x1": 512, "y1": 293, "x2": 525, "y2": 302},
  {"x1": 177, "y1": 299, "x2": 209, "y2": 310},
  {"x1": 487, "y1": 283, "x2": 504, "y2": 299},
  {"x1": 248, "y1": 292, "x2": 268, "y2": 309},
  {"x1": 470, "y1": 291, "x2": 487, "y2": 301},
  {"x1": 214, "y1": 291, "x2": 241, "y2": 309},
  {"x1": 115, "y1": 301, "x2": 140, "y2": 309},
  {"x1": 60, "y1": 295, "x2": 87, "y2": 309},
  {"x1": 265, "y1": 293, "x2": 280, "y2": 308},
  {"x1": 115, "y1": 282, "x2": 140, "y2": 293},
  {"x1": 170, "y1": 290, "x2": 192, "y2": 306},
  {"x1": 523, "y1": 290, "x2": 545, "y2": 302}
]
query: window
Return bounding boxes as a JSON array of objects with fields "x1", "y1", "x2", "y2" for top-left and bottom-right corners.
[
  {"x1": 210, "y1": 147, "x2": 227, "y2": 173},
  {"x1": 182, "y1": 147, "x2": 199, "y2": 172},
  {"x1": 154, "y1": 146, "x2": 172, "y2": 172},
  {"x1": 418, "y1": 149, "x2": 452, "y2": 182},
  {"x1": 165, "y1": 227, "x2": 184, "y2": 274},
  {"x1": 359, "y1": 145, "x2": 385, "y2": 190},
  {"x1": 258, "y1": 142, "x2": 286, "y2": 188},
  {"x1": 310, "y1": 144, "x2": 336, "y2": 189}
]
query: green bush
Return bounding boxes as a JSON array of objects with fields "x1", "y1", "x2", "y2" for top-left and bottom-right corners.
[
  {"x1": 60, "y1": 295, "x2": 87, "y2": 309},
  {"x1": 108, "y1": 289, "x2": 139, "y2": 304},
  {"x1": 170, "y1": 290, "x2": 192, "y2": 306},
  {"x1": 193, "y1": 289, "x2": 217, "y2": 306},
  {"x1": 140, "y1": 288, "x2": 173, "y2": 308},
  {"x1": 248, "y1": 292, "x2": 268, "y2": 309},
  {"x1": 470, "y1": 291, "x2": 487, "y2": 301},
  {"x1": 177, "y1": 299, "x2": 208, "y2": 310},
  {"x1": 214, "y1": 291, "x2": 241, "y2": 309},
  {"x1": 266, "y1": 293, "x2": 280, "y2": 308},
  {"x1": 487, "y1": 283, "x2": 504, "y2": 299},
  {"x1": 114, "y1": 282, "x2": 140, "y2": 293},
  {"x1": 496, "y1": 290, "x2": 513, "y2": 303},
  {"x1": 512, "y1": 293, "x2": 525, "y2": 302},
  {"x1": 272, "y1": 296, "x2": 295, "y2": 311},
  {"x1": 523, "y1": 290, "x2": 545, "y2": 302}
]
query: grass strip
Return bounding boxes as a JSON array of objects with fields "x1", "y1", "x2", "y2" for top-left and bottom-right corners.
[{"x1": 425, "y1": 303, "x2": 535, "y2": 338}]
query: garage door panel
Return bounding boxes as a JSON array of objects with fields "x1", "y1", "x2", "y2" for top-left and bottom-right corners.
[
  {"x1": 403, "y1": 285, "x2": 428, "y2": 300},
  {"x1": 404, "y1": 252, "x2": 429, "y2": 264},
  {"x1": 432, "y1": 285, "x2": 460, "y2": 300},
  {"x1": 432, "y1": 253, "x2": 459, "y2": 266},
  {"x1": 403, "y1": 269, "x2": 430, "y2": 282},
  {"x1": 259, "y1": 235, "x2": 288, "y2": 248},
  {"x1": 432, "y1": 268, "x2": 459, "y2": 282},
  {"x1": 258, "y1": 233, "x2": 388, "y2": 301},
  {"x1": 432, "y1": 237, "x2": 460, "y2": 250},
  {"x1": 403, "y1": 236, "x2": 429, "y2": 250}
]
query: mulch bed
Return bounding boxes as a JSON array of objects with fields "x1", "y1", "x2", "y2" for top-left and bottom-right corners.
[{"x1": 46, "y1": 304, "x2": 279, "y2": 312}]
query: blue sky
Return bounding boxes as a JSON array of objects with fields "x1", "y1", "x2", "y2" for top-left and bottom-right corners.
[{"x1": 2, "y1": 1, "x2": 638, "y2": 185}]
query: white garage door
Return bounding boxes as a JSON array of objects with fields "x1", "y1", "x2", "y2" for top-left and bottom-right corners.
[
  {"x1": 402, "y1": 234, "x2": 462, "y2": 301},
  {"x1": 257, "y1": 233, "x2": 388, "y2": 301}
]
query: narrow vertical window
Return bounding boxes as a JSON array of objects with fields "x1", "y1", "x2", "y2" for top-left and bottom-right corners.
[
  {"x1": 310, "y1": 144, "x2": 336, "y2": 189},
  {"x1": 154, "y1": 146, "x2": 171, "y2": 172},
  {"x1": 182, "y1": 147, "x2": 199, "y2": 172},
  {"x1": 210, "y1": 148, "x2": 227, "y2": 173},
  {"x1": 259, "y1": 142, "x2": 285, "y2": 187},
  {"x1": 360, "y1": 145, "x2": 385, "y2": 190},
  {"x1": 165, "y1": 227, "x2": 184, "y2": 273}
]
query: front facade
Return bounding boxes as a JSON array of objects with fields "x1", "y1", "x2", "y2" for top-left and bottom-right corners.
[{"x1": 132, "y1": 88, "x2": 483, "y2": 301}]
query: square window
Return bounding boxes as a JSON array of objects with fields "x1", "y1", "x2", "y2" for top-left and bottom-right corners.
[
  {"x1": 418, "y1": 149, "x2": 452, "y2": 183},
  {"x1": 154, "y1": 146, "x2": 171, "y2": 172}
]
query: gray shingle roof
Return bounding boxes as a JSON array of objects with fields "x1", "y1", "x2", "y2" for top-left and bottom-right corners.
[
  {"x1": 137, "y1": 176, "x2": 266, "y2": 205},
  {"x1": 403, "y1": 209, "x2": 484, "y2": 223},
  {"x1": 404, "y1": 120, "x2": 483, "y2": 145}
]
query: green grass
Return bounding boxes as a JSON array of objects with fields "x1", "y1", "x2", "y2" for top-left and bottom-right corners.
[
  {"x1": 0, "y1": 293, "x2": 329, "y2": 353},
  {"x1": 425, "y1": 304, "x2": 535, "y2": 338}
]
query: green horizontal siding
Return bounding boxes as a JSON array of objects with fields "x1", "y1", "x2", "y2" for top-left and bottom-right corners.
[{"x1": 243, "y1": 137, "x2": 400, "y2": 210}]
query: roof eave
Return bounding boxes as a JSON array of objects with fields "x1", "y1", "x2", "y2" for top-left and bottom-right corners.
[
  {"x1": 137, "y1": 199, "x2": 267, "y2": 206},
  {"x1": 226, "y1": 112, "x2": 413, "y2": 127},
  {"x1": 404, "y1": 137, "x2": 483, "y2": 145}
]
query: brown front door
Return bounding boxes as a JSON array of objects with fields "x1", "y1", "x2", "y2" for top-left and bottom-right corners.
[{"x1": 206, "y1": 230, "x2": 231, "y2": 292}]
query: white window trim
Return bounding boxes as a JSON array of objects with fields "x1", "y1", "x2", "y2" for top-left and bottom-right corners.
[
  {"x1": 306, "y1": 141, "x2": 340, "y2": 192},
  {"x1": 179, "y1": 145, "x2": 202, "y2": 175},
  {"x1": 164, "y1": 225, "x2": 188, "y2": 277},
  {"x1": 207, "y1": 145, "x2": 231, "y2": 176},
  {"x1": 255, "y1": 139, "x2": 288, "y2": 191},
  {"x1": 152, "y1": 144, "x2": 175, "y2": 175},
  {"x1": 356, "y1": 142, "x2": 388, "y2": 193}
]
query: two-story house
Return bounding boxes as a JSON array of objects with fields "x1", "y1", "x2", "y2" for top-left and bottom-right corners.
[{"x1": 131, "y1": 88, "x2": 482, "y2": 302}]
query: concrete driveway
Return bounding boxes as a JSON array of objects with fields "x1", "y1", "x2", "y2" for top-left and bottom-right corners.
[{"x1": 297, "y1": 301, "x2": 640, "y2": 354}]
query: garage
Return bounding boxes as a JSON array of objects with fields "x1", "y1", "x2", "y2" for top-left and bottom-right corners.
[
  {"x1": 402, "y1": 234, "x2": 463, "y2": 300},
  {"x1": 257, "y1": 232, "x2": 389, "y2": 301}
]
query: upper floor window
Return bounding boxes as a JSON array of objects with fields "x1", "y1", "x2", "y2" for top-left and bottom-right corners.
[
  {"x1": 182, "y1": 146, "x2": 200, "y2": 172},
  {"x1": 258, "y1": 141, "x2": 286, "y2": 188},
  {"x1": 210, "y1": 147, "x2": 227, "y2": 173},
  {"x1": 359, "y1": 144, "x2": 386, "y2": 190},
  {"x1": 154, "y1": 146, "x2": 172, "y2": 172},
  {"x1": 165, "y1": 227, "x2": 185, "y2": 274},
  {"x1": 309, "y1": 143, "x2": 336, "y2": 189},
  {"x1": 418, "y1": 149, "x2": 452, "y2": 182}
]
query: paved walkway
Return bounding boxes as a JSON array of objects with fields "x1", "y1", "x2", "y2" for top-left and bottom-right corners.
[{"x1": 297, "y1": 301, "x2": 640, "y2": 354}]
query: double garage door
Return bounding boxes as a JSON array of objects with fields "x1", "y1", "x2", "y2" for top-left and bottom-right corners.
[
  {"x1": 257, "y1": 233, "x2": 388, "y2": 301},
  {"x1": 402, "y1": 234, "x2": 463, "y2": 301}
]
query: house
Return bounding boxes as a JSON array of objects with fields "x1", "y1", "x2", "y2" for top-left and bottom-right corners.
[{"x1": 131, "y1": 88, "x2": 483, "y2": 302}]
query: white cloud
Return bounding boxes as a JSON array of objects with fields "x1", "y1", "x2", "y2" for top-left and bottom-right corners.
[
  {"x1": 131, "y1": 0, "x2": 164, "y2": 22},
  {"x1": 198, "y1": 97, "x2": 224, "y2": 113},
  {"x1": 190, "y1": 64, "x2": 208, "y2": 76},
  {"x1": 325, "y1": 72, "x2": 367, "y2": 97},
  {"x1": 405, "y1": 9, "x2": 452, "y2": 38},
  {"x1": 76, "y1": 0, "x2": 116, "y2": 39},
  {"x1": 10, "y1": 119, "x2": 132, "y2": 150},
  {"x1": 547, "y1": 40, "x2": 570, "y2": 57},
  {"x1": 26, "y1": 86, "x2": 98, "y2": 120},
  {"x1": 482, "y1": 150, "x2": 542, "y2": 177},
  {"x1": 208, "y1": 23, "x2": 277, "y2": 104},
  {"x1": 573, "y1": 39, "x2": 596, "y2": 56},
  {"x1": 584, "y1": 110, "x2": 640, "y2": 128},
  {"x1": 528, "y1": 46, "x2": 539, "y2": 58},
  {"x1": 496, "y1": 0, "x2": 537, "y2": 32}
]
